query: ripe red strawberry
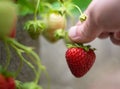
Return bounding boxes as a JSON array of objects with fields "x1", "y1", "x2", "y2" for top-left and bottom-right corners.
[
  {"x1": 0, "y1": 75, "x2": 16, "y2": 89},
  {"x1": 0, "y1": 74, "x2": 8, "y2": 89},
  {"x1": 0, "y1": 66, "x2": 16, "y2": 89},
  {"x1": 6, "y1": 77, "x2": 16, "y2": 89},
  {"x1": 65, "y1": 44, "x2": 96, "y2": 78}
]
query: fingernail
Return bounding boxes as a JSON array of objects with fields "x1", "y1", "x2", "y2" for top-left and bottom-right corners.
[{"x1": 69, "y1": 26, "x2": 77, "y2": 37}]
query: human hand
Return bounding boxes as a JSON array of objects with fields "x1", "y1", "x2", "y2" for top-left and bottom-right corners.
[{"x1": 69, "y1": 0, "x2": 120, "y2": 45}]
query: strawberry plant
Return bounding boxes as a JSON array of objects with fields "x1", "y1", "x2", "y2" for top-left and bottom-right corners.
[
  {"x1": 55, "y1": 29, "x2": 96, "y2": 78},
  {"x1": 0, "y1": 1, "x2": 49, "y2": 89},
  {"x1": 54, "y1": 4, "x2": 96, "y2": 78},
  {"x1": 0, "y1": 0, "x2": 96, "y2": 89}
]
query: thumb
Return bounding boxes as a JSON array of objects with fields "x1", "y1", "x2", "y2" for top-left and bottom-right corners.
[
  {"x1": 68, "y1": 3, "x2": 102, "y2": 43},
  {"x1": 68, "y1": 0, "x2": 102, "y2": 43},
  {"x1": 68, "y1": 19, "x2": 100, "y2": 43}
]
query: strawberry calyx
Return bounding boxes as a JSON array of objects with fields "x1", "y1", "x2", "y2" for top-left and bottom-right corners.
[
  {"x1": 66, "y1": 43, "x2": 96, "y2": 51},
  {"x1": 15, "y1": 81, "x2": 43, "y2": 89},
  {"x1": 24, "y1": 20, "x2": 46, "y2": 39},
  {"x1": 0, "y1": 65, "x2": 15, "y2": 78},
  {"x1": 54, "y1": 29, "x2": 72, "y2": 43},
  {"x1": 79, "y1": 14, "x2": 87, "y2": 22},
  {"x1": 24, "y1": 20, "x2": 46, "y2": 32},
  {"x1": 54, "y1": 29, "x2": 66, "y2": 39},
  {"x1": 54, "y1": 28, "x2": 96, "y2": 51}
]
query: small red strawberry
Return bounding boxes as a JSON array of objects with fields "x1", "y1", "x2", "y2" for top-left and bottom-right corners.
[
  {"x1": 7, "y1": 77, "x2": 16, "y2": 89},
  {"x1": 0, "y1": 74, "x2": 8, "y2": 89},
  {"x1": 0, "y1": 65, "x2": 16, "y2": 89},
  {"x1": 0, "y1": 74, "x2": 16, "y2": 89},
  {"x1": 65, "y1": 44, "x2": 96, "y2": 78}
]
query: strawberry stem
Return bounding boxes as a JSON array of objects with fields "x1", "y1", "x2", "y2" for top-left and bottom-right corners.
[
  {"x1": 72, "y1": 5, "x2": 87, "y2": 22},
  {"x1": 10, "y1": 43, "x2": 36, "y2": 77},
  {"x1": 29, "y1": 50, "x2": 43, "y2": 84},
  {"x1": 73, "y1": 5, "x2": 83, "y2": 15},
  {"x1": 10, "y1": 44, "x2": 25, "y2": 78},
  {"x1": 4, "y1": 41, "x2": 11, "y2": 70},
  {"x1": 43, "y1": 3, "x2": 52, "y2": 9},
  {"x1": 8, "y1": 38, "x2": 40, "y2": 83},
  {"x1": 4, "y1": 37, "x2": 49, "y2": 84},
  {"x1": 34, "y1": 0, "x2": 40, "y2": 21},
  {"x1": 54, "y1": 29, "x2": 95, "y2": 51},
  {"x1": 54, "y1": 29, "x2": 65, "y2": 39},
  {"x1": 43, "y1": 70, "x2": 51, "y2": 89},
  {"x1": 54, "y1": 29, "x2": 72, "y2": 43},
  {"x1": 2, "y1": 37, "x2": 50, "y2": 85}
]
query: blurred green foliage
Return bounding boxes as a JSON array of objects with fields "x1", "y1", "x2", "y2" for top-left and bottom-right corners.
[
  {"x1": 69, "y1": 0, "x2": 91, "y2": 17},
  {"x1": 72, "y1": 0, "x2": 91, "y2": 11},
  {"x1": 17, "y1": 0, "x2": 91, "y2": 16}
]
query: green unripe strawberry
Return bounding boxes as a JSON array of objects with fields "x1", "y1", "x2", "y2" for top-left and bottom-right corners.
[
  {"x1": 24, "y1": 20, "x2": 46, "y2": 39},
  {"x1": 16, "y1": 81, "x2": 42, "y2": 89},
  {"x1": 22, "y1": 82, "x2": 42, "y2": 89},
  {"x1": 43, "y1": 12, "x2": 66, "y2": 43},
  {"x1": 0, "y1": 1, "x2": 17, "y2": 38}
]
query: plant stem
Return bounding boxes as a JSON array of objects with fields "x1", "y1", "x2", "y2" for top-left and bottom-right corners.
[
  {"x1": 26, "y1": 53, "x2": 41, "y2": 84},
  {"x1": 34, "y1": 0, "x2": 40, "y2": 21},
  {"x1": 30, "y1": 51, "x2": 43, "y2": 84},
  {"x1": 73, "y1": 5, "x2": 83, "y2": 15},
  {"x1": 5, "y1": 37, "x2": 48, "y2": 84},
  {"x1": 10, "y1": 43, "x2": 38, "y2": 80},
  {"x1": 6, "y1": 38, "x2": 33, "y2": 52},
  {"x1": 43, "y1": 3, "x2": 52, "y2": 9},
  {"x1": 10, "y1": 44, "x2": 24, "y2": 78},
  {"x1": 6, "y1": 38, "x2": 44, "y2": 84},
  {"x1": 4, "y1": 41, "x2": 11, "y2": 70},
  {"x1": 43, "y1": 69, "x2": 51, "y2": 89}
]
